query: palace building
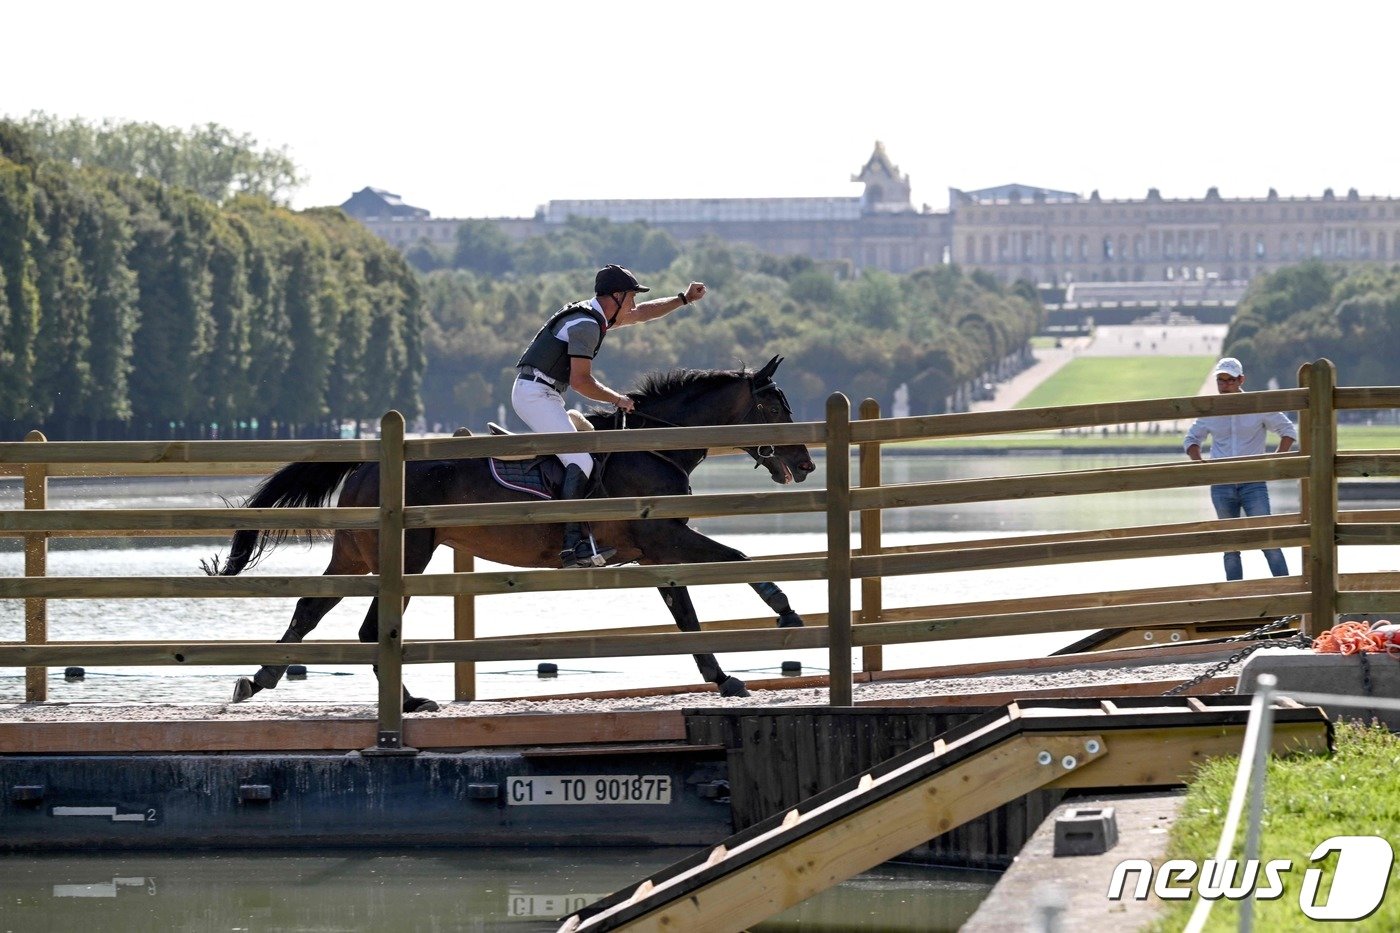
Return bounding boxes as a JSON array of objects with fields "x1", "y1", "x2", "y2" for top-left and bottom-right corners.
[{"x1": 343, "y1": 145, "x2": 1400, "y2": 284}]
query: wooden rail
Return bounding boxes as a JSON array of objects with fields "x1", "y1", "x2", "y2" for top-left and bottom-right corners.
[{"x1": 3, "y1": 358, "x2": 1399, "y2": 744}]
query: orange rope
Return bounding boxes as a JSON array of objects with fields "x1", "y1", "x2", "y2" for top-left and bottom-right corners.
[{"x1": 1313, "y1": 620, "x2": 1400, "y2": 657}]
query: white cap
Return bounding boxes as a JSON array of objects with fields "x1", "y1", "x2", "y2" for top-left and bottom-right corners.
[{"x1": 1213, "y1": 357, "x2": 1243, "y2": 378}]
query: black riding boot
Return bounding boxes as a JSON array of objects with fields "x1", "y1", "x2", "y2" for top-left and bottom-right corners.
[{"x1": 559, "y1": 464, "x2": 615, "y2": 568}]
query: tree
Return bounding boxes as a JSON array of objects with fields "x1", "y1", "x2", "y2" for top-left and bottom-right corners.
[
  {"x1": 0, "y1": 159, "x2": 41, "y2": 421},
  {"x1": 13, "y1": 112, "x2": 304, "y2": 204},
  {"x1": 453, "y1": 219, "x2": 514, "y2": 275}
]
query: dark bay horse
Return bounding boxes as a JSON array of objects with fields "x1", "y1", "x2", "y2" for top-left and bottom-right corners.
[{"x1": 209, "y1": 356, "x2": 816, "y2": 711}]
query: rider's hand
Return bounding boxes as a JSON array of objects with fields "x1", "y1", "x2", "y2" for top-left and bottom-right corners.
[
  {"x1": 615, "y1": 395, "x2": 635, "y2": 413},
  {"x1": 684, "y1": 282, "x2": 707, "y2": 304}
]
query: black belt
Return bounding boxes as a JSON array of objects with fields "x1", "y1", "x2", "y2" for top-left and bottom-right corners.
[{"x1": 519, "y1": 373, "x2": 563, "y2": 392}]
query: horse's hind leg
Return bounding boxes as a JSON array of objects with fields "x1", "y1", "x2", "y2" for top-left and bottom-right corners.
[
  {"x1": 659, "y1": 586, "x2": 748, "y2": 698},
  {"x1": 358, "y1": 529, "x2": 440, "y2": 713},
  {"x1": 231, "y1": 533, "x2": 367, "y2": 703}
]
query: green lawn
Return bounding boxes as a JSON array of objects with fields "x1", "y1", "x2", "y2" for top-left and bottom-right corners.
[
  {"x1": 1014, "y1": 356, "x2": 1213, "y2": 409},
  {"x1": 1149, "y1": 723, "x2": 1400, "y2": 932}
]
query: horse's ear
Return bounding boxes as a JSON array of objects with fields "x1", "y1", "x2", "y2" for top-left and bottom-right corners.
[{"x1": 756, "y1": 355, "x2": 782, "y2": 382}]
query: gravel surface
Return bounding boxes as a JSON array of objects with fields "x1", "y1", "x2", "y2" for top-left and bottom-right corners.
[{"x1": 0, "y1": 660, "x2": 1243, "y2": 722}]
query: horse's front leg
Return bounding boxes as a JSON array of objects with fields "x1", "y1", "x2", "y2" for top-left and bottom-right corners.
[
  {"x1": 658, "y1": 585, "x2": 748, "y2": 698},
  {"x1": 638, "y1": 520, "x2": 805, "y2": 630},
  {"x1": 750, "y1": 581, "x2": 805, "y2": 629}
]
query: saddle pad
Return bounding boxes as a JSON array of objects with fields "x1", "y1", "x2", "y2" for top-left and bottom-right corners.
[{"x1": 489, "y1": 456, "x2": 566, "y2": 500}]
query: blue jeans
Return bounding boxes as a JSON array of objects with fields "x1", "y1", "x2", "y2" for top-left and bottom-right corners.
[{"x1": 1210, "y1": 482, "x2": 1288, "y2": 580}]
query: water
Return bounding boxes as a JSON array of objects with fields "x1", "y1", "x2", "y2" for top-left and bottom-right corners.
[{"x1": 0, "y1": 849, "x2": 996, "y2": 932}]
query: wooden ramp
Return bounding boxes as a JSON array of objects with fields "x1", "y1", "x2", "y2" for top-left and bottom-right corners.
[{"x1": 559, "y1": 696, "x2": 1330, "y2": 933}]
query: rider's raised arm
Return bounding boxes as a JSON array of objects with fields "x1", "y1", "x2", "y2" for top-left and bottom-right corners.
[{"x1": 616, "y1": 282, "x2": 707, "y2": 327}]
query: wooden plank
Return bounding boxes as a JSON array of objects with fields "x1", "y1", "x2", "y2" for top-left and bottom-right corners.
[
  {"x1": 850, "y1": 593, "x2": 1309, "y2": 648},
  {"x1": 1305, "y1": 361, "x2": 1339, "y2": 637},
  {"x1": 848, "y1": 454, "x2": 1307, "y2": 512},
  {"x1": 403, "y1": 556, "x2": 825, "y2": 598},
  {"x1": 23, "y1": 430, "x2": 48, "y2": 702},
  {"x1": 1335, "y1": 386, "x2": 1400, "y2": 409},
  {"x1": 845, "y1": 388, "x2": 1308, "y2": 443},
  {"x1": 0, "y1": 575, "x2": 377, "y2": 600},
  {"x1": 1336, "y1": 452, "x2": 1400, "y2": 477},
  {"x1": 0, "y1": 438, "x2": 380, "y2": 464},
  {"x1": 858, "y1": 398, "x2": 883, "y2": 675},
  {"x1": 610, "y1": 734, "x2": 1096, "y2": 933},
  {"x1": 1046, "y1": 721, "x2": 1329, "y2": 788},
  {"x1": 376, "y1": 412, "x2": 407, "y2": 746},
  {"x1": 402, "y1": 487, "x2": 826, "y2": 529},
  {"x1": 851, "y1": 524, "x2": 1310, "y2": 578},
  {"x1": 0, "y1": 506, "x2": 376, "y2": 533},
  {"x1": 453, "y1": 549, "x2": 476, "y2": 702},
  {"x1": 402, "y1": 421, "x2": 823, "y2": 461},
  {"x1": 826, "y1": 393, "x2": 853, "y2": 706},
  {"x1": 863, "y1": 677, "x2": 1239, "y2": 708},
  {"x1": 0, "y1": 641, "x2": 379, "y2": 667}
]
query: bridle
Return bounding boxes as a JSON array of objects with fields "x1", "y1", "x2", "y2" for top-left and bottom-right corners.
[{"x1": 614, "y1": 378, "x2": 793, "y2": 472}]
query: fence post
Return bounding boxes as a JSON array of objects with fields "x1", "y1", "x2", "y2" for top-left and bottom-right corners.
[
  {"x1": 23, "y1": 430, "x2": 48, "y2": 703},
  {"x1": 826, "y1": 393, "x2": 853, "y2": 707},
  {"x1": 857, "y1": 398, "x2": 883, "y2": 675},
  {"x1": 1302, "y1": 360, "x2": 1337, "y2": 638},
  {"x1": 449, "y1": 427, "x2": 477, "y2": 702},
  {"x1": 369, "y1": 410, "x2": 413, "y2": 753}
]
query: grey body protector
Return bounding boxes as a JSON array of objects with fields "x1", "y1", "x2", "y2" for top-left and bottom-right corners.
[{"x1": 516, "y1": 301, "x2": 610, "y2": 388}]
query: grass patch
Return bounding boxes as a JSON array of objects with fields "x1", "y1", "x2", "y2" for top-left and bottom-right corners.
[
  {"x1": 1015, "y1": 356, "x2": 1212, "y2": 409},
  {"x1": 1148, "y1": 723, "x2": 1400, "y2": 932}
]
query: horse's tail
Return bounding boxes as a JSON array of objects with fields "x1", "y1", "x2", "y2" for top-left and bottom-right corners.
[{"x1": 205, "y1": 461, "x2": 363, "y2": 577}]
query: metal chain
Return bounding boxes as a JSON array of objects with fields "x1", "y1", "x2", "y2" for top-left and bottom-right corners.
[{"x1": 1162, "y1": 615, "x2": 1311, "y2": 697}]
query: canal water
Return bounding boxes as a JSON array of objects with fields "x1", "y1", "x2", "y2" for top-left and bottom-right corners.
[{"x1": 0, "y1": 452, "x2": 1370, "y2": 930}]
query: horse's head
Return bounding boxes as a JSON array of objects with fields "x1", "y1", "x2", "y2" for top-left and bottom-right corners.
[{"x1": 742, "y1": 356, "x2": 816, "y2": 485}]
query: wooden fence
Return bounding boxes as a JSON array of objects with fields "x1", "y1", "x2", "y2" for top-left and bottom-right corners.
[{"x1": 3, "y1": 358, "x2": 1399, "y2": 750}]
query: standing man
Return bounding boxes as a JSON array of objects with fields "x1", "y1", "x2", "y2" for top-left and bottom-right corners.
[
  {"x1": 1184, "y1": 357, "x2": 1298, "y2": 580},
  {"x1": 513, "y1": 264, "x2": 707, "y2": 568}
]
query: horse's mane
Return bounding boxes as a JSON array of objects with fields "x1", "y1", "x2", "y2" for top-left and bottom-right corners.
[
  {"x1": 584, "y1": 365, "x2": 751, "y2": 428},
  {"x1": 631, "y1": 366, "x2": 749, "y2": 405}
]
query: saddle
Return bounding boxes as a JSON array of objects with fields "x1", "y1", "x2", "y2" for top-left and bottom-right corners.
[{"x1": 481, "y1": 411, "x2": 600, "y2": 500}]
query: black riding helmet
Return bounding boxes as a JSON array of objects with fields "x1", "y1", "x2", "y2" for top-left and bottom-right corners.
[{"x1": 594, "y1": 264, "x2": 651, "y2": 296}]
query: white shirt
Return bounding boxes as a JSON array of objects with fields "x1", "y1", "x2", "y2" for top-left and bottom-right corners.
[{"x1": 1183, "y1": 407, "x2": 1298, "y2": 459}]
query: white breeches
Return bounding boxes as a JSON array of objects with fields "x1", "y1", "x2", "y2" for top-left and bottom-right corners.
[{"x1": 510, "y1": 378, "x2": 592, "y2": 476}]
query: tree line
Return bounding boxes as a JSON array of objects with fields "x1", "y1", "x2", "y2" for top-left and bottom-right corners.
[
  {"x1": 1225, "y1": 260, "x2": 1400, "y2": 391},
  {"x1": 2, "y1": 113, "x2": 1045, "y2": 441},
  {"x1": 0, "y1": 120, "x2": 422, "y2": 440},
  {"x1": 418, "y1": 238, "x2": 1043, "y2": 432}
]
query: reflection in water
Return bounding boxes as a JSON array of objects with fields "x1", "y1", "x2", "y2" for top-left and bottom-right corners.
[{"x1": 0, "y1": 849, "x2": 995, "y2": 932}]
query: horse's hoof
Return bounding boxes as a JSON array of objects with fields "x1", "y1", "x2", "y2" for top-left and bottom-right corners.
[
  {"x1": 718, "y1": 676, "x2": 749, "y2": 698},
  {"x1": 404, "y1": 697, "x2": 440, "y2": 713},
  {"x1": 777, "y1": 610, "x2": 805, "y2": 628},
  {"x1": 231, "y1": 678, "x2": 257, "y2": 703}
]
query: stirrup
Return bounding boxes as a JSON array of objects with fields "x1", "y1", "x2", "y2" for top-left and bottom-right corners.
[{"x1": 561, "y1": 543, "x2": 616, "y2": 568}]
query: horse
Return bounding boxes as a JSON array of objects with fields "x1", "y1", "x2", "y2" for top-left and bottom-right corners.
[{"x1": 207, "y1": 355, "x2": 817, "y2": 712}]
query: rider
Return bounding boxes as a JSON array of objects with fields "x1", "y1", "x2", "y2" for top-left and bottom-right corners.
[{"x1": 513, "y1": 264, "x2": 707, "y2": 568}]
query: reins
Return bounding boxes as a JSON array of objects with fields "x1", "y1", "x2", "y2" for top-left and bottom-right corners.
[{"x1": 614, "y1": 378, "x2": 786, "y2": 470}]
